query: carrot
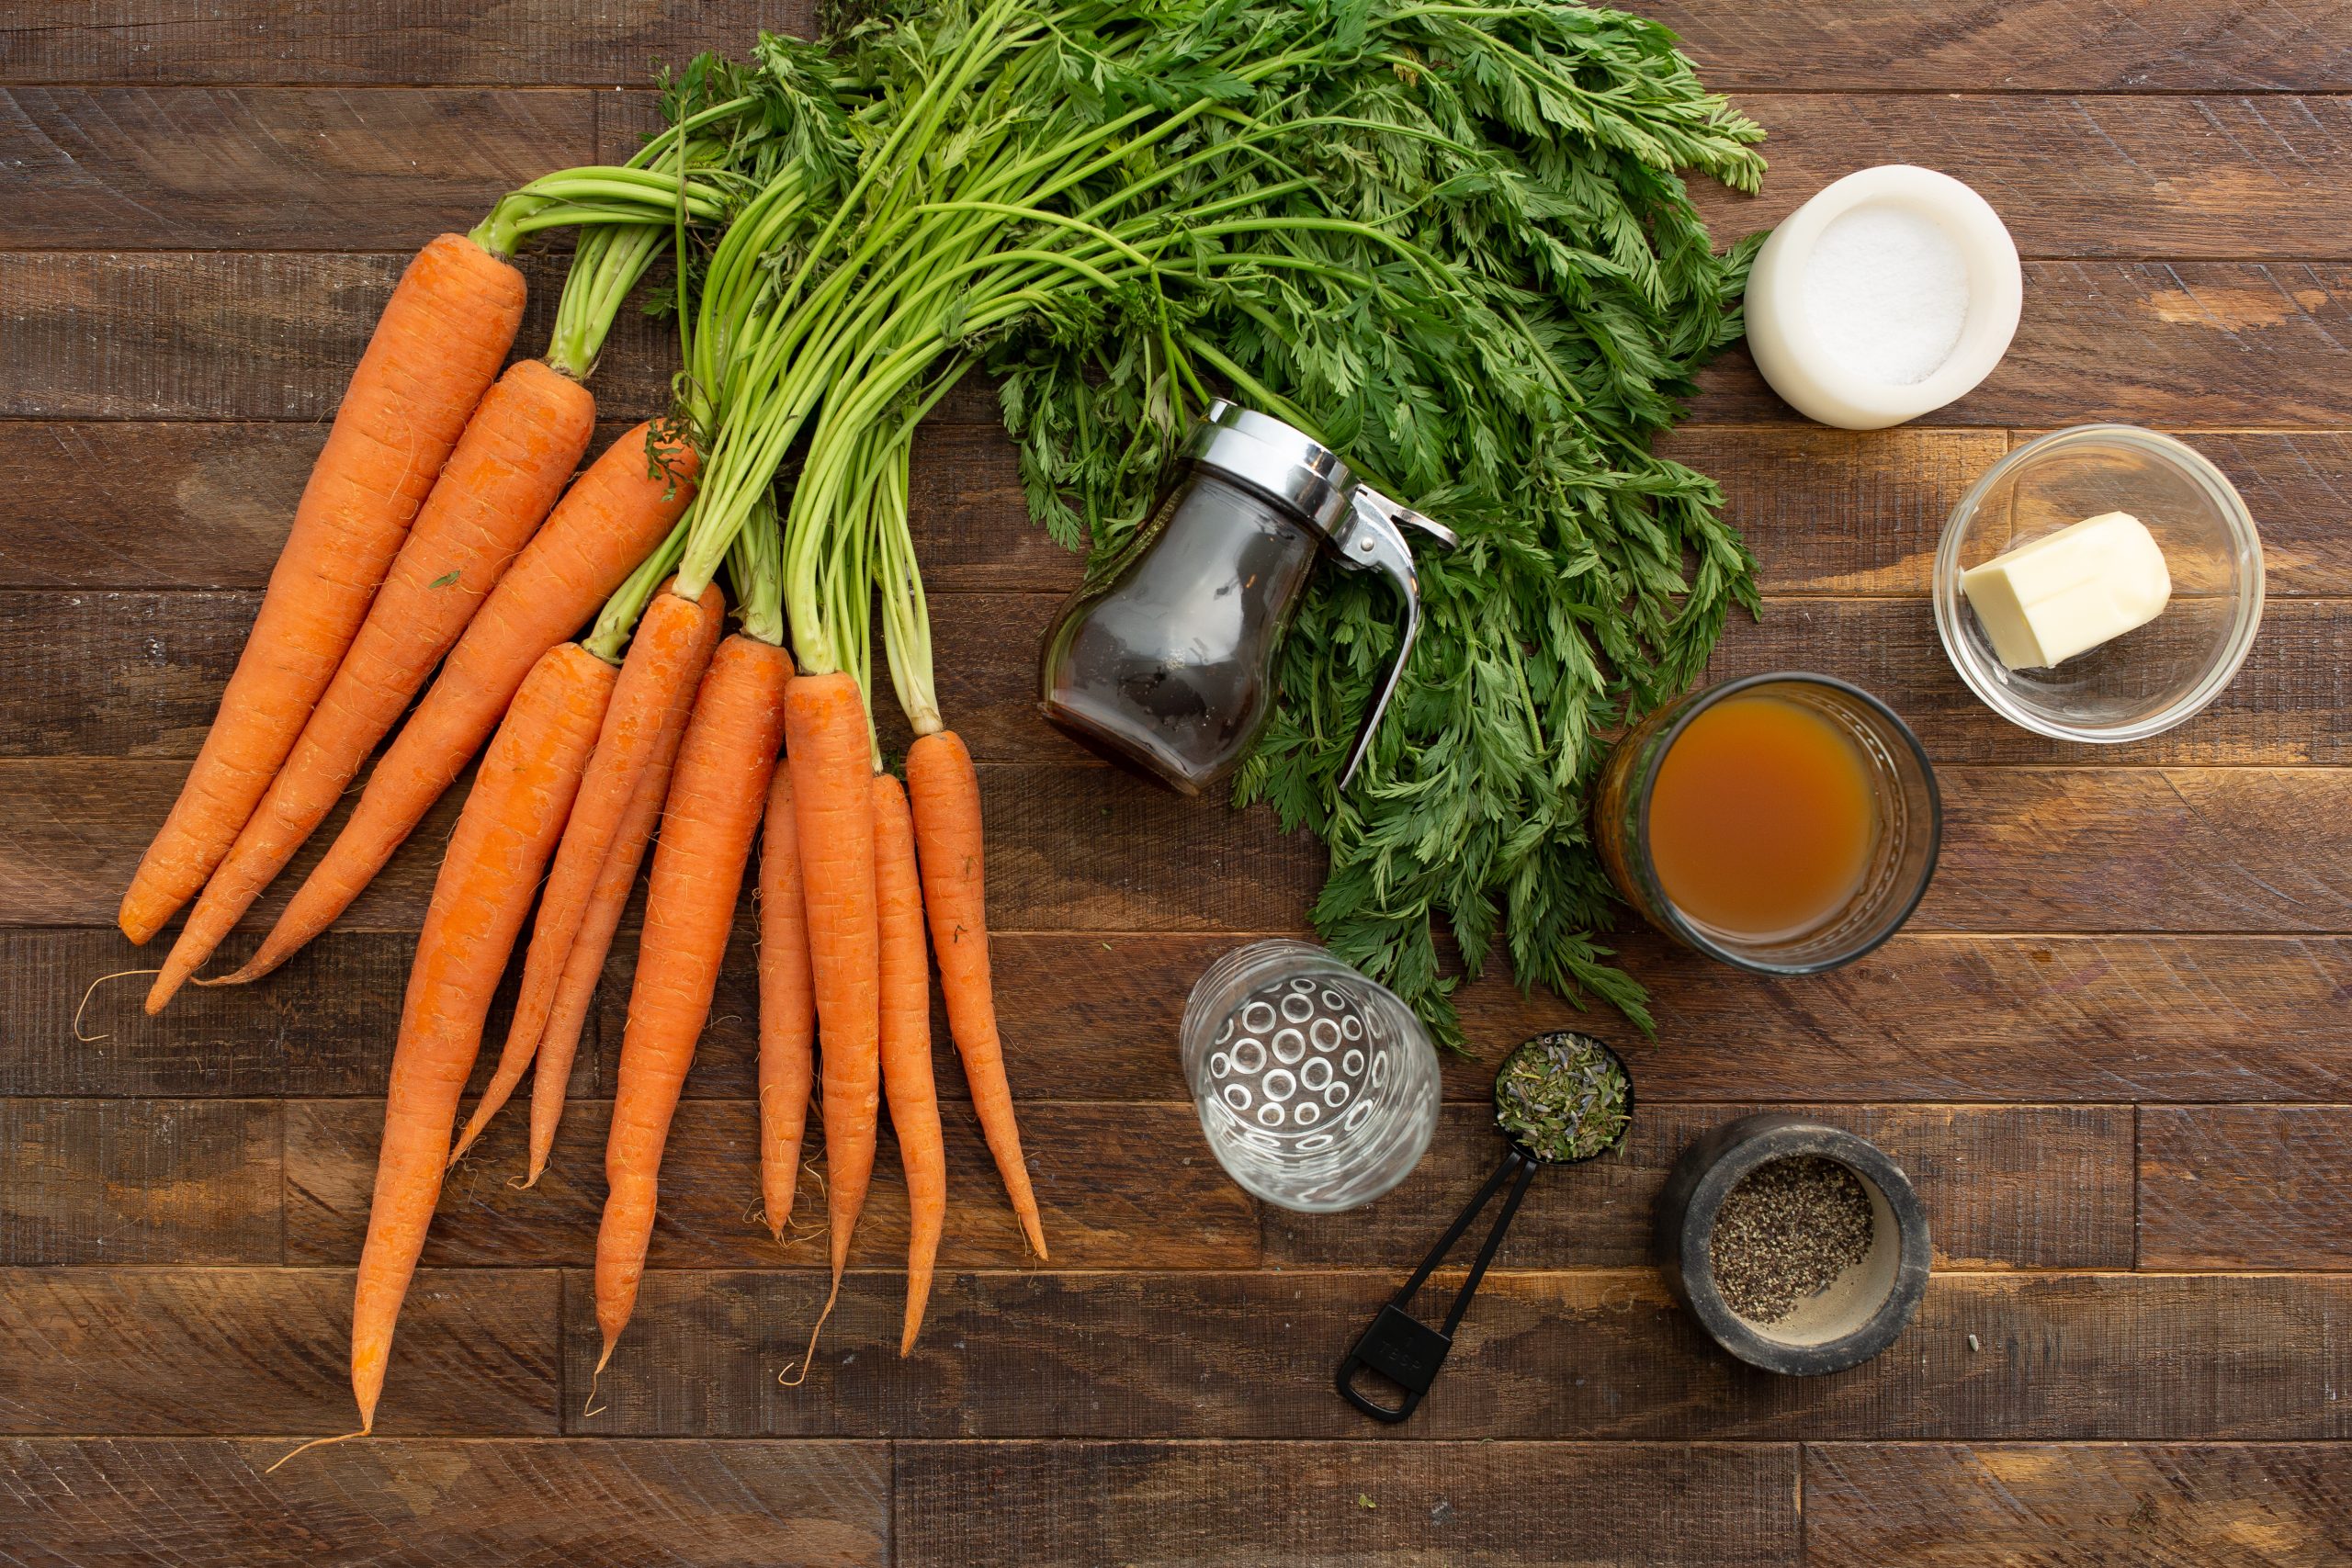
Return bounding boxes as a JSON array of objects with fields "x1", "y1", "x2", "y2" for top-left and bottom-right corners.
[
  {"x1": 907, "y1": 728, "x2": 1046, "y2": 1258},
  {"x1": 348, "y1": 642, "x2": 615, "y2": 1437},
  {"x1": 756, "y1": 766, "x2": 817, "y2": 1240},
  {"x1": 784, "y1": 671, "x2": 883, "y2": 1293},
  {"x1": 594, "y1": 633, "x2": 791, "y2": 1369},
  {"x1": 119, "y1": 233, "x2": 525, "y2": 946},
  {"x1": 145, "y1": 359, "x2": 595, "y2": 1012},
  {"x1": 522, "y1": 744, "x2": 667, "y2": 1186},
  {"x1": 448, "y1": 580, "x2": 725, "y2": 1166},
  {"x1": 873, "y1": 773, "x2": 945, "y2": 1355},
  {"x1": 214, "y1": 424, "x2": 696, "y2": 986}
]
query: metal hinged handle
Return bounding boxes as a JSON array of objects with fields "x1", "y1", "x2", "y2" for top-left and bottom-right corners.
[{"x1": 1327, "y1": 485, "x2": 1457, "y2": 788}]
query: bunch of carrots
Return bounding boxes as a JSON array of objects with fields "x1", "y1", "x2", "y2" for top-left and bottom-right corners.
[{"x1": 114, "y1": 72, "x2": 1046, "y2": 1448}]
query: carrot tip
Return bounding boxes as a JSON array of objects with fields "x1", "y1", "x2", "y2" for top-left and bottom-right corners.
[
  {"x1": 74, "y1": 967, "x2": 161, "y2": 1043},
  {"x1": 265, "y1": 1425, "x2": 368, "y2": 1473}
]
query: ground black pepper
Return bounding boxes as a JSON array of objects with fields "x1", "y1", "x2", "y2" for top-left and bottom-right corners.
[{"x1": 1709, "y1": 1156, "x2": 1874, "y2": 1324}]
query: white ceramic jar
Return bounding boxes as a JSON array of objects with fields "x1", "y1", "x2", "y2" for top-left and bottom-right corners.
[{"x1": 1745, "y1": 165, "x2": 2022, "y2": 431}]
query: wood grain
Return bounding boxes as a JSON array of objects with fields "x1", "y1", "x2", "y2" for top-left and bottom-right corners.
[
  {"x1": 0, "y1": 418, "x2": 1065, "y2": 589},
  {"x1": 0, "y1": 87, "x2": 594, "y2": 249},
  {"x1": 18, "y1": 590, "x2": 2348, "y2": 767},
  {"x1": 17, "y1": 254, "x2": 2352, "y2": 428},
  {"x1": 1704, "y1": 597, "x2": 2352, "y2": 766},
  {"x1": 1694, "y1": 263, "x2": 2352, "y2": 427},
  {"x1": 573, "y1": 1269, "x2": 2352, "y2": 1440},
  {"x1": 0, "y1": 1097, "x2": 278, "y2": 1263},
  {"x1": 0, "y1": 250, "x2": 677, "y2": 418},
  {"x1": 895, "y1": 1441, "x2": 1801, "y2": 1568},
  {"x1": 5, "y1": 759, "x2": 2347, "y2": 932},
  {"x1": 7, "y1": 0, "x2": 2348, "y2": 93},
  {"x1": 0, "y1": 1, "x2": 809, "y2": 86},
  {"x1": 1690, "y1": 96, "x2": 2352, "y2": 260},
  {"x1": 285, "y1": 1099, "x2": 1257, "y2": 1270},
  {"x1": 1, "y1": 928, "x2": 598, "y2": 1100},
  {"x1": 0, "y1": 1267, "x2": 558, "y2": 1435},
  {"x1": 1264, "y1": 1103, "x2": 2132, "y2": 1270},
  {"x1": 2140, "y1": 1106, "x2": 2352, "y2": 1269},
  {"x1": 13, "y1": 927, "x2": 2337, "y2": 1107},
  {"x1": 1804, "y1": 1443, "x2": 2352, "y2": 1568},
  {"x1": 12, "y1": 422, "x2": 2352, "y2": 597},
  {"x1": 1641, "y1": 0, "x2": 2352, "y2": 92},
  {"x1": 0, "y1": 1438, "x2": 889, "y2": 1568}
]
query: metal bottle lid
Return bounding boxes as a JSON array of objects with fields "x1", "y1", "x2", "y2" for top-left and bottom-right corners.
[{"x1": 1184, "y1": 400, "x2": 1355, "y2": 534}]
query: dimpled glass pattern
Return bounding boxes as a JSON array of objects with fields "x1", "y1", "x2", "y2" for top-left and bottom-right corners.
[{"x1": 1180, "y1": 940, "x2": 1440, "y2": 1213}]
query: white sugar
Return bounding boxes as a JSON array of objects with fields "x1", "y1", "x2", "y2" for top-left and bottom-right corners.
[{"x1": 1801, "y1": 203, "x2": 1971, "y2": 386}]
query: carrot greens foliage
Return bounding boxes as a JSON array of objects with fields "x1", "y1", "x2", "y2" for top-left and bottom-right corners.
[{"x1": 577, "y1": 0, "x2": 1766, "y2": 1041}]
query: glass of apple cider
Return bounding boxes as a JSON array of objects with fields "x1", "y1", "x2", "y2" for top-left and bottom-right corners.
[{"x1": 1594, "y1": 673, "x2": 1940, "y2": 974}]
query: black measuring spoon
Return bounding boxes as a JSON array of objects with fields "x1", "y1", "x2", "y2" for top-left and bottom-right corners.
[{"x1": 1337, "y1": 1030, "x2": 1634, "y2": 1423}]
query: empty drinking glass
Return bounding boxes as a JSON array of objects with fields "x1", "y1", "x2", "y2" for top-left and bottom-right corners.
[{"x1": 1180, "y1": 939, "x2": 1441, "y2": 1213}]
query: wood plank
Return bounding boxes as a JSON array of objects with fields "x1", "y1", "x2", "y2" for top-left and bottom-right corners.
[
  {"x1": 0, "y1": 1097, "x2": 277, "y2": 1264},
  {"x1": 566, "y1": 1269, "x2": 2352, "y2": 1439},
  {"x1": 1704, "y1": 596, "x2": 2352, "y2": 767},
  {"x1": 1595, "y1": 935, "x2": 2352, "y2": 1105},
  {"x1": 895, "y1": 1441, "x2": 1800, "y2": 1568},
  {"x1": 1673, "y1": 426, "x2": 2352, "y2": 599},
  {"x1": 0, "y1": 418, "x2": 1056, "y2": 589},
  {"x1": 0, "y1": 250, "x2": 678, "y2": 419},
  {"x1": 1690, "y1": 96, "x2": 2352, "y2": 260},
  {"x1": 21, "y1": 928, "x2": 2342, "y2": 1107},
  {"x1": 17, "y1": 255, "x2": 2352, "y2": 428},
  {"x1": 3, "y1": 759, "x2": 2345, "y2": 933},
  {"x1": 1915, "y1": 767, "x2": 2352, "y2": 934},
  {"x1": 1639, "y1": 0, "x2": 2352, "y2": 92},
  {"x1": 1, "y1": 928, "x2": 598, "y2": 1100},
  {"x1": 1263, "y1": 1104, "x2": 2132, "y2": 1270},
  {"x1": 1804, "y1": 1443, "x2": 2352, "y2": 1568},
  {"x1": 0, "y1": 758, "x2": 1323, "y2": 931},
  {"x1": 2140, "y1": 1106, "x2": 2352, "y2": 1269},
  {"x1": 285, "y1": 1099, "x2": 1257, "y2": 1270},
  {"x1": 1693, "y1": 263, "x2": 2352, "y2": 428},
  {"x1": 0, "y1": 87, "x2": 594, "y2": 249},
  {"x1": 5, "y1": 0, "x2": 2347, "y2": 94},
  {"x1": 28, "y1": 590, "x2": 2346, "y2": 767},
  {"x1": 0, "y1": 1438, "x2": 888, "y2": 1568},
  {"x1": 0, "y1": 1267, "x2": 557, "y2": 1435},
  {"x1": 14, "y1": 423, "x2": 2351, "y2": 598},
  {"x1": 0, "y1": 2, "x2": 808, "y2": 86}
]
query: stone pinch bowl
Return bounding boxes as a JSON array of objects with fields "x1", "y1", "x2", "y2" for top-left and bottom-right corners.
[{"x1": 1654, "y1": 1112, "x2": 1930, "y2": 1375}]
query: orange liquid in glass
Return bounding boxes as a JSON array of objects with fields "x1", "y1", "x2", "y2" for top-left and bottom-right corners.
[{"x1": 1646, "y1": 694, "x2": 1877, "y2": 942}]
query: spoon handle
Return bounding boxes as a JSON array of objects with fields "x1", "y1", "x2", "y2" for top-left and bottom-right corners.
[{"x1": 1336, "y1": 1146, "x2": 1538, "y2": 1423}]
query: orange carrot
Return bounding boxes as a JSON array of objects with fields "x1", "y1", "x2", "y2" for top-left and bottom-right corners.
[
  {"x1": 215, "y1": 424, "x2": 696, "y2": 986},
  {"x1": 873, "y1": 773, "x2": 945, "y2": 1355},
  {"x1": 907, "y1": 729, "x2": 1046, "y2": 1258},
  {"x1": 756, "y1": 765, "x2": 817, "y2": 1240},
  {"x1": 146, "y1": 359, "x2": 595, "y2": 1012},
  {"x1": 120, "y1": 233, "x2": 525, "y2": 946},
  {"x1": 784, "y1": 671, "x2": 882, "y2": 1293},
  {"x1": 595, "y1": 634, "x2": 791, "y2": 1368},
  {"x1": 348, "y1": 642, "x2": 614, "y2": 1436},
  {"x1": 521, "y1": 736, "x2": 670, "y2": 1187},
  {"x1": 448, "y1": 581, "x2": 725, "y2": 1165}
]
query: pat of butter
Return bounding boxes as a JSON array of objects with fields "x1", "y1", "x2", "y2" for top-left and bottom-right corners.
[{"x1": 1960, "y1": 510, "x2": 2172, "y2": 670}]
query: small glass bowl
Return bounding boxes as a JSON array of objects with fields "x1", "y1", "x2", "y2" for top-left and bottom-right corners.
[{"x1": 1934, "y1": 425, "x2": 2264, "y2": 743}]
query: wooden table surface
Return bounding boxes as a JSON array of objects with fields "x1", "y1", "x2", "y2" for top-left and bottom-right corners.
[{"x1": 5, "y1": 2, "x2": 2351, "y2": 1563}]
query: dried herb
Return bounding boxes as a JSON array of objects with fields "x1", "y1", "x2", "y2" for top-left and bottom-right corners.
[
  {"x1": 1491, "y1": 1031, "x2": 1630, "y2": 1163},
  {"x1": 1709, "y1": 1156, "x2": 1874, "y2": 1324}
]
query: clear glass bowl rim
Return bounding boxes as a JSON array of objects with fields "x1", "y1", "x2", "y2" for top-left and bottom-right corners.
[{"x1": 1931, "y1": 423, "x2": 2266, "y2": 744}]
